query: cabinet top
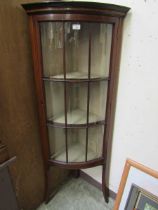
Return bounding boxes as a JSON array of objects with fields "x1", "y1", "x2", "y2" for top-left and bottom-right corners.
[{"x1": 22, "y1": 1, "x2": 130, "y2": 17}]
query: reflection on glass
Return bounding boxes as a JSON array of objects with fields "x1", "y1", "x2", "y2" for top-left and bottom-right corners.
[
  {"x1": 89, "y1": 81, "x2": 108, "y2": 122},
  {"x1": 64, "y1": 22, "x2": 112, "y2": 79},
  {"x1": 40, "y1": 22, "x2": 112, "y2": 79},
  {"x1": 91, "y1": 24, "x2": 112, "y2": 78},
  {"x1": 87, "y1": 126, "x2": 104, "y2": 161},
  {"x1": 67, "y1": 128, "x2": 86, "y2": 162},
  {"x1": 44, "y1": 81, "x2": 64, "y2": 122},
  {"x1": 40, "y1": 22, "x2": 63, "y2": 77},
  {"x1": 65, "y1": 22, "x2": 89, "y2": 79},
  {"x1": 48, "y1": 127, "x2": 66, "y2": 161}
]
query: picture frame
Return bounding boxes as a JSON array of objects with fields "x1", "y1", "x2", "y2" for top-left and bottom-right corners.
[
  {"x1": 113, "y1": 159, "x2": 158, "y2": 210},
  {"x1": 125, "y1": 184, "x2": 158, "y2": 210}
]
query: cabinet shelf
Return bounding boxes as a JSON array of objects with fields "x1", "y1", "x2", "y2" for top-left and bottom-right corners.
[
  {"x1": 51, "y1": 142, "x2": 98, "y2": 162},
  {"x1": 47, "y1": 109, "x2": 104, "y2": 127},
  {"x1": 43, "y1": 71, "x2": 109, "y2": 82}
]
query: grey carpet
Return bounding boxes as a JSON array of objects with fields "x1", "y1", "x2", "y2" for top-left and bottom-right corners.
[{"x1": 37, "y1": 178, "x2": 114, "y2": 210}]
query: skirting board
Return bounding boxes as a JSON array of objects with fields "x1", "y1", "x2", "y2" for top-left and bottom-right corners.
[{"x1": 80, "y1": 170, "x2": 116, "y2": 200}]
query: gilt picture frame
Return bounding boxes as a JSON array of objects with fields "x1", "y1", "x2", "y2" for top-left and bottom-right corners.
[{"x1": 125, "y1": 184, "x2": 158, "y2": 210}]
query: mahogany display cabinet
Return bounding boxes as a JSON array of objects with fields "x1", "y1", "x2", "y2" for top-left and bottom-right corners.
[{"x1": 22, "y1": 1, "x2": 130, "y2": 203}]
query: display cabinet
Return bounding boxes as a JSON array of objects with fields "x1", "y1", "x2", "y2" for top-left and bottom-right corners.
[{"x1": 22, "y1": 1, "x2": 130, "y2": 203}]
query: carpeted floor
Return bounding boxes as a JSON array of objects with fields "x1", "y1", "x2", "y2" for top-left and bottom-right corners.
[{"x1": 36, "y1": 178, "x2": 114, "y2": 210}]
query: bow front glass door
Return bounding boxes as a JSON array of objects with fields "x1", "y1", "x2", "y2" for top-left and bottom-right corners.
[{"x1": 40, "y1": 21, "x2": 112, "y2": 163}]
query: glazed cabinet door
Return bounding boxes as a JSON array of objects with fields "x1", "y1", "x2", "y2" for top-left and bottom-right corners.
[{"x1": 40, "y1": 21, "x2": 112, "y2": 164}]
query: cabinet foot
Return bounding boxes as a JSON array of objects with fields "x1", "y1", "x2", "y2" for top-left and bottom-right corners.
[
  {"x1": 72, "y1": 169, "x2": 80, "y2": 178},
  {"x1": 102, "y1": 186, "x2": 109, "y2": 203}
]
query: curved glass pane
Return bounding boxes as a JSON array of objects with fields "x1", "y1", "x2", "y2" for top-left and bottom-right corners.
[
  {"x1": 66, "y1": 83, "x2": 88, "y2": 125},
  {"x1": 44, "y1": 81, "x2": 64, "y2": 123},
  {"x1": 87, "y1": 126, "x2": 104, "y2": 161},
  {"x1": 91, "y1": 23, "x2": 112, "y2": 78},
  {"x1": 40, "y1": 22, "x2": 64, "y2": 77},
  {"x1": 89, "y1": 81, "x2": 108, "y2": 122},
  {"x1": 65, "y1": 22, "x2": 89, "y2": 79},
  {"x1": 48, "y1": 127, "x2": 66, "y2": 161},
  {"x1": 67, "y1": 128, "x2": 86, "y2": 162}
]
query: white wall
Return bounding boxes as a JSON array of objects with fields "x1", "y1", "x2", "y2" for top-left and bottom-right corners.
[
  {"x1": 103, "y1": 0, "x2": 158, "y2": 193},
  {"x1": 80, "y1": 0, "x2": 158, "y2": 193}
]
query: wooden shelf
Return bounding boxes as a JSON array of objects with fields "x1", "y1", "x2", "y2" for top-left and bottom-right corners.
[
  {"x1": 51, "y1": 143, "x2": 98, "y2": 162},
  {"x1": 43, "y1": 72, "x2": 109, "y2": 82},
  {"x1": 49, "y1": 109, "x2": 101, "y2": 125},
  {"x1": 51, "y1": 71, "x2": 104, "y2": 79}
]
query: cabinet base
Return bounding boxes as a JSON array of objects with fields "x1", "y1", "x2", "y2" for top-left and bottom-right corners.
[
  {"x1": 44, "y1": 163, "x2": 110, "y2": 204},
  {"x1": 48, "y1": 158, "x2": 104, "y2": 169}
]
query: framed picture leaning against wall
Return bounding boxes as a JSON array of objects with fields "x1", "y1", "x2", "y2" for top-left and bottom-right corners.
[{"x1": 113, "y1": 159, "x2": 158, "y2": 210}]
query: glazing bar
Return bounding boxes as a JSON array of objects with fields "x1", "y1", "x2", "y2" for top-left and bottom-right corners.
[
  {"x1": 63, "y1": 23, "x2": 68, "y2": 163},
  {"x1": 85, "y1": 29, "x2": 91, "y2": 161}
]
